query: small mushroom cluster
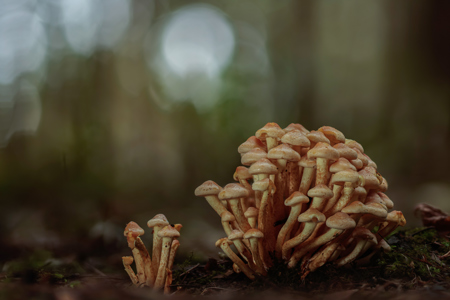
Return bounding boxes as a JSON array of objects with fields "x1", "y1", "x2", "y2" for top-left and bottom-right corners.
[
  {"x1": 195, "y1": 122, "x2": 406, "y2": 279},
  {"x1": 123, "y1": 214, "x2": 181, "y2": 293}
]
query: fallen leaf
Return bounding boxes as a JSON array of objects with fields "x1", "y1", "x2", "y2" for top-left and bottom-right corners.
[{"x1": 414, "y1": 203, "x2": 450, "y2": 232}]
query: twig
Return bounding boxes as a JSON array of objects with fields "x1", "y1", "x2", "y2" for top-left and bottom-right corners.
[{"x1": 178, "y1": 263, "x2": 200, "y2": 278}]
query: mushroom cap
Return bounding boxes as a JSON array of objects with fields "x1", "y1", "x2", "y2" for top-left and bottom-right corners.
[
  {"x1": 252, "y1": 178, "x2": 275, "y2": 192},
  {"x1": 285, "y1": 191, "x2": 309, "y2": 206},
  {"x1": 298, "y1": 207, "x2": 326, "y2": 223},
  {"x1": 268, "y1": 144, "x2": 301, "y2": 161},
  {"x1": 228, "y1": 229, "x2": 244, "y2": 240},
  {"x1": 122, "y1": 256, "x2": 134, "y2": 265},
  {"x1": 248, "y1": 158, "x2": 278, "y2": 175},
  {"x1": 386, "y1": 210, "x2": 406, "y2": 226},
  {"x1": 195, "y1": 180, "x2": 222, "y2": 197},
  {"x1": 353, "y1": 186, "x2": 367, "y2": 198},
  {"x1": 333, "y1": 144, "x2": 358, "y2": 160},
  {"x1": 298, "y1": 155, "x2": 316, "y2": 168},
  {"x1": 329, "y1": 158, "x2": 357, "y2": 173},
  {"x1": 377, "y1": 192, "x2": 394, "y2": 209},
  {"x1": 365, "y1": 202, "x2": 388, "y2": 218},
  {"x1": 243, "y1": 228, "x2": 264, "y2": 239},
  {"x1": 330, "y1": 169, "x2": 360, "y2": 185},
  {"x1": 157, "y1": 225, "x2": 181, "y2": 238},
  {"x1": 281, "y1": 130, "x2": 310, "y2": 147},
  {"x1": 358, "y1": 167, "x2": 380, "y2": 190},
  {"x1": 124, "y1": 221, "x2": 145, "y2": 237},
  {"x1": 284, "y1": 123, "x2": 310, "y2": 135},
  {"x1": 379, "y1": 176, "x2": 388, "y2": 192},
  {"x1": 345, "y1": 139, "x2": 364, "y2": 153},
  {"x1": 215, "y1": 237, "x2": 232, "y2": 247},
  {"x1": 318, "y1": 126, "x2": 345, "y2": 145},
  {"x1": 241, "y1": 148, "x2": 268, "y2": 166},
  {"x1": 307, "y1": 130, "x2": 330, "y2": 144},
  {"x1": 221, "y1": 211, "x2": 236, "y2": 222},
  {"x1": 238, "y1": 136, "x2": 265, "y2": 154},
  {"x1": 308, "y1": 142, "x2": 339, "y2": 161},
  {"x1": 147, "y1": 214, "x2": 170, "y2": 228},
  {"x1": 244, "y1": 207, "x2": 259, "y2": 218},
  {"x1": 255, "y1": 122, "x2": 285, "y2": 141},
  {"x1": 351, "y1": 158, "x2": 364, "y2": 170},
  {"x1": 341, "y1": 201, "x2": 368, "y2": 214},
  {"x1": 326, "y1": 212, "x2": 356, "y2": 230},
  {"x1": 354, "y1": 149, "x2": 369, "y2": 167},
  {"x1": 307, "y1": 184, "x2": 334, "y2": 198},
  {"x1": 352, "y1": 227, "x2": 377, "y2": 244},
  {"x1": 233, "y1": 166, "x2": 252, "y2": 181},
  {"x1": 363, "y1": 153, "x2": 377, "y2": 169},
  {"x1": 219, "y1": 183, "x2": 249, "y2": 200}
]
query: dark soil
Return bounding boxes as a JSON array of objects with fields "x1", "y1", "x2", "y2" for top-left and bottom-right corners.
[{"x1": 1, "y1": 227, "x2": 449, "y2": 300}]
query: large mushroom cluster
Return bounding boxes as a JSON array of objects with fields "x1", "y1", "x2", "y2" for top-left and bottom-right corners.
[
  {"x1": 123, "y1": 214, "x2": 181, "y2": 293},
  {"x1": 195, "y1": 122, "x2": 406, "y2": 279}
]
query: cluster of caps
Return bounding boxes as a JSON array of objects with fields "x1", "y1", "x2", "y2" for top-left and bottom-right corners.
[
  {"x1": 195, "y1": 122, "x2": 406, "y2": 279},
  {"x1": 123, "y1": 214, "x2": 181, "y2": 293}
]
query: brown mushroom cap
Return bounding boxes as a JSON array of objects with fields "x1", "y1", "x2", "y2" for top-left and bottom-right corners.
[
  {"x1": 345, "y1": 139, "x2": 364, "y2": 153},
  {"x1": 124, "y1": 221, "x2": 145, "y2": 237},
  {"x1": 248, "y1": 158, "x2": 278, "y2": 175},
  {"x1": 238, "y1": 136, "x2": 265, "y2": 154},
  {"x1": 157, "y1": 225, "x2": 180, "y2": 238},
  {"x1": 318, "y1": 126, "x2": 345, "y2": 145},
  {"x1": 359, "y1": 167, "x2": 380, "y2": 190},
  {"x1": 243, "y1": 228, "x2": 264, "y2": 239},
  {"x1": 333, "y1": 144, "x2": 358, "y2": 160},
  {"x1": 219, "y1": 183, "x2": 249, "y2": 200},
  {"x1": 285, "y1": 191, "x2": 310, "y2": 206},
  {"x1": 326, "y1": 212, "x2": 356, "y2": 230},
  {"x1": 122, "y1": 256, "x2": 134, "y2": 265},
  {"x1": 307, "y1": 184, "x2": 334, "y2": 198},
  {"x1": 329, "y1": 158, "x2": 357, "y2": 173},
  {"x1": 307, "y1": 130, "x2": 330, "y2": 144},
  {"x1": 284, "y1": 123, "x2": 310, "y2": 135},
  {"x1": 233, "y1": 166, "x2": 252, "y2": 181},
  {"x1": 365, "y1": 202, "x2": 388, "y2": 218},
  {"x1": 221, "y1": 211, "x2": 236, "y2": 223},
  {"x1": 308, "y1": 142, "x2": 339, "y2": 161},
  {"x1": 377, "y1": 192, "x2": 394, "y2": 209},
  {"x1": 341, "y1": 201, "x2": 369, "y2": 214},
  {"x1": 244, "y1": 207, "x2": 259, "y2": 218},
  {"x1": 385, "y1": 210, "x2": 405, "y2": 225},
  {"x1": 228, "y1": 229, "x2": 244, "y2": 240},
  {"x1": 147, "y1": 214, "x2": 170, "y2": 228},
  {"x1": 255, "y1": 122, "x2": 285, "y2": 141},
  {"x1": 268, "y1": 144, "x2": 301, "y2": 161},
  {"x1": 281, "y1": 130, "x2": 310, "y2": 147},
  {"x1": 195, "y1": 180, "x2": 222, "y2": 197},
  {"x1": 252, "y1": 178, "x2": 275, "y2": 192},
  {"x1": 241, "y1": 148, "x2": 268, "y2": 166},
  {"x1": 298, "y1": 207, "x2": 326, "y2": 223},
  {"x1": 351, "y1": 158, "x2": 364, "y2": 170},
  {"x1": 330, "y1": 169, "x2": 360, "y2": 185},
  {"x1": 379, "y1": 177, "x2": 388, "y2": 192}
]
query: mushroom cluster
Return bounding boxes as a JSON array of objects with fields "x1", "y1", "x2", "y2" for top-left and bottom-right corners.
[
  {"x1": 195, "y1": 122, "x2": 406, "y2": 279},
  {"x1": 123, "y1": 214, "x2": 181, "y2": 293}
]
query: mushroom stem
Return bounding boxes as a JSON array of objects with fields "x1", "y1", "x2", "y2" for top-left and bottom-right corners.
[
  {"x1": 282, "y1": 222, "x2": 318, "y2": 260},
  {"x1": 164, "y1": 240, "x2": 180, "y2": 294},
  {"x1": 247, "y1": 237, "x2": 266, "y2": 275},
  {"x1": 217, "y1": 238, "x2": 255, "y2": 280},
  {"x1": 134, "y1": 237, "x2": 153, "y2": 286},
  {"x1": 325, "y1": 183, "x2": 354, "y2": 217},
  {"x1": 299, "y1": 167, "x2": 315, "y2": 194},
  {"x1": 131, "y1": 247, "x2": 146, "y2": 283},
  {"x1": 122, "y1": 256, "x2": 139, "y2": 285},
  {"x1": 323, "y1": 185, "x2": 343, "y2": 212},
  {"x1": 154, "y1": 236, "x2": 173, "y2": 289}
]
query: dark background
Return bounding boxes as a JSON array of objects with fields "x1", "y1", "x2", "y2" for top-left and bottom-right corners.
[{"x1": 0, "y1": 0, "x2": 449, "y2": 264}]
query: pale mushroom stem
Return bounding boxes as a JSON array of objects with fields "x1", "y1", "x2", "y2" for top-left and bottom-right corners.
[
  {"x1": 134, "y1": 237, "x2": 153, "y2": 286},
  {"x1": 275, "y1": 204, "x2": 304, "y2": 257},
  {"x1": 323, "y1": 185, "x2": 343, "y2": 212},
  {"x1": 123, "y1": 257, "x2": 139, "y2": 285},
  {"x1": 282, "y1": 222, "x2": 318, "y2": 260},
  {"x1": 325, "y1": 183, "x2": 354, "y2": 217},
  {"x1": 164, "y1": 240, "x2": 180, "y2": 294},
  {"x1": 229, "y1": 199, "x2": 252, "y2": 232},
  {"x1": 154, "y1": 237, "x2": 173, "y2": 289},
  {"x1": 299, "y1": 167, "x2": 315, "y2": 194},
  {"x1": 288, "y1": 228, "x2": 344, "y2": 268},
  {"x1": 132, "y1": 248, "x2": 146, "y2": 284},
  {"x1": 257, "y1": 184, "x2": 275, "y2": 264},
  {"x1": 335, "y1": 239, "x2": 375, "y2": 267},
  {"x1": 248, "y1": 238, "x2": 267, "y2": 275},
  {"x1": 150, "y1": 227, "x2": 163, "y2": 285},
  {"x1": 218, "y1": 239, "x2": 255, "y2": 280},
  {"x1": 315, "y1": 158, "x2": 329, "y2": 186}
]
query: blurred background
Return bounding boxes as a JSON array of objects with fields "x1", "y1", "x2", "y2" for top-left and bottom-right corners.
[{"x1": 0, "y1": 0, "x2": 449, "y2": 267}]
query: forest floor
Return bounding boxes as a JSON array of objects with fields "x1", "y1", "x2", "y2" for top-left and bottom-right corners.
[{"x1": 1, "y1": 226, "x2": 449, "y2": 300}]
